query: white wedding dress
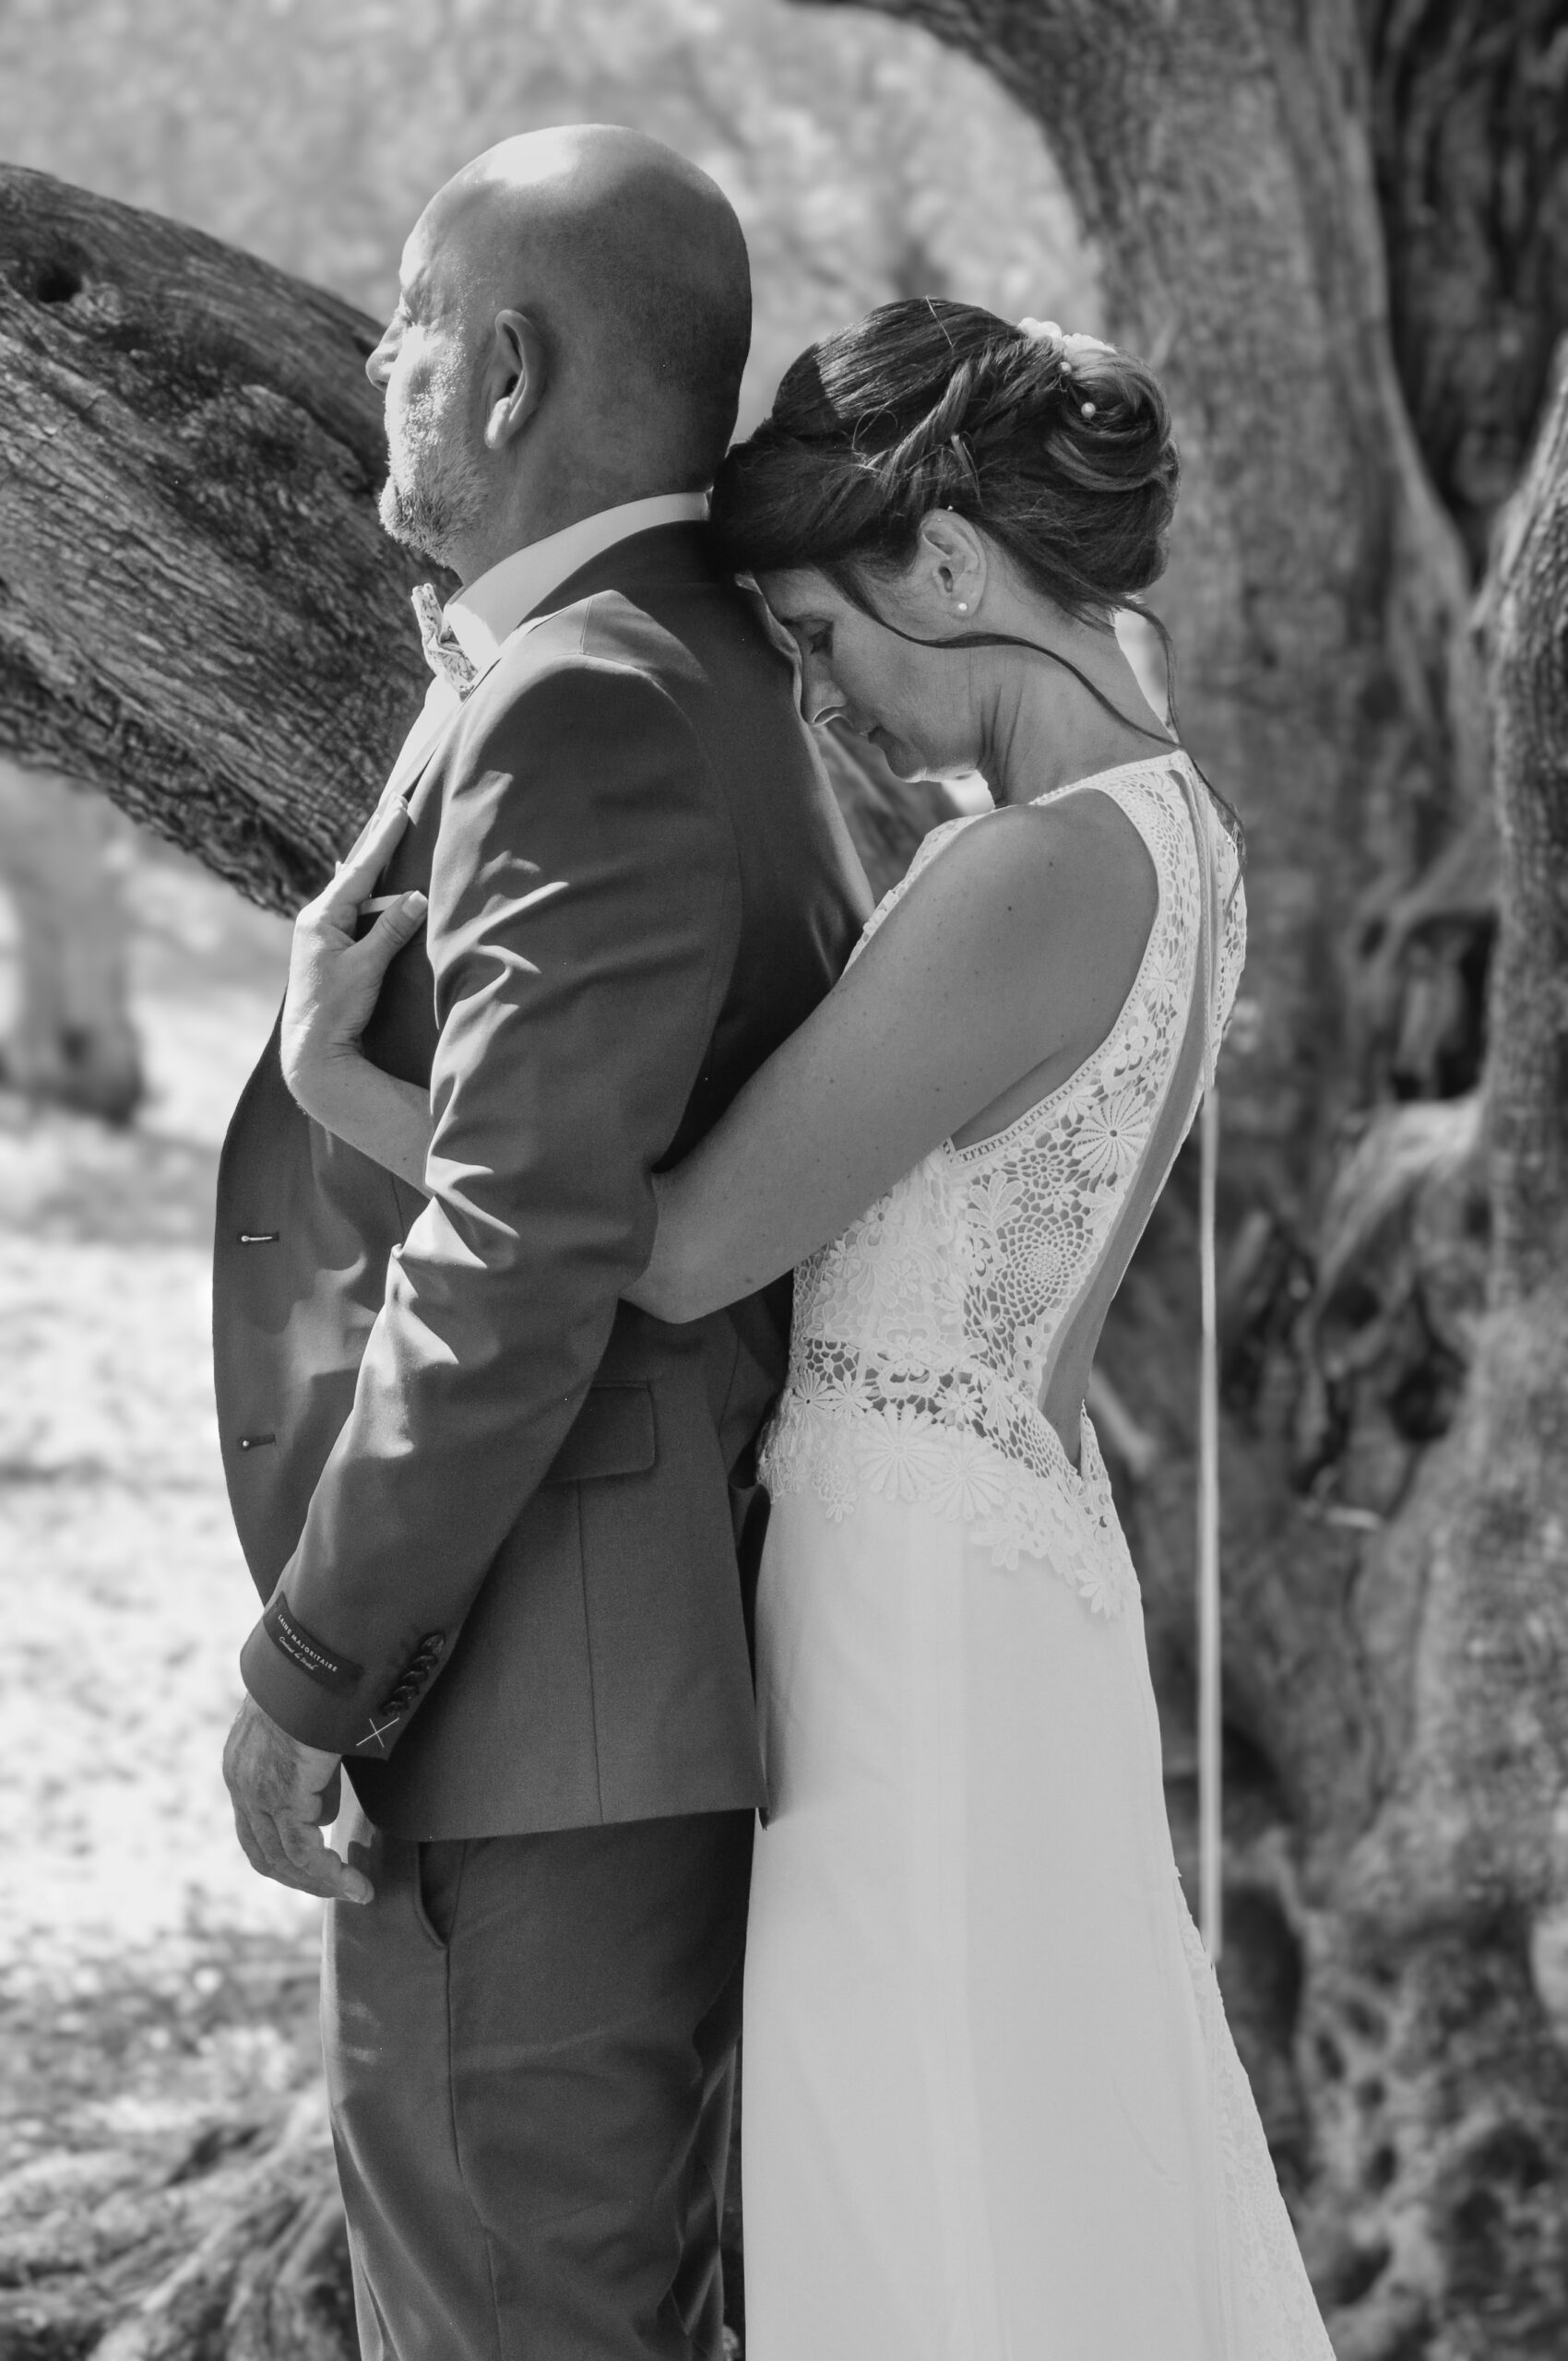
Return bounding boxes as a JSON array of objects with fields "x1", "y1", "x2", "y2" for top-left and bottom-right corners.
[{"x1": 741, "y1": 753, "x2": 1335, "y2": 2360}]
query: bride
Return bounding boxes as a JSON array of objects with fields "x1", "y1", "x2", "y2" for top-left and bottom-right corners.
[{"x1": 283, "y1": 299, "x2": 1333, "y2": 2360}]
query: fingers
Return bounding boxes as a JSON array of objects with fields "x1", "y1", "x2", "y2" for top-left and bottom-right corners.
[
  {"x1": 232, "y1": 1797, "x2": 373, "y2": 1903},
  {"x1": 334, "y1": 792, "x2": 413, "y2": 891},
  {"x1": 231, "y1": 1799, "x2": 276, "y2": 1882},
  {"x1": 301, "y1": 891, "x2": 426, "y2": 1009},
  {"x1": 305, "y1": 797, "x2": 415, "y2": 935},
  {"x1": 312, "y1": 1762, "x2": 343, "y2": 1828},
  {"x1": 274, "y1": 1809, "x2": 374, "y2": 1904},
  {"x1": 222, "y1": 1696, "x2": 372, "y2": 1904},
  {"x1": 360, "y1": 892, "x2": 428, "y2": 962}
]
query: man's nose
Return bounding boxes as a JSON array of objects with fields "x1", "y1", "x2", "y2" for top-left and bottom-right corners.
[{"x1": 364, "y1": 331, "x2": 395, "y2": 389}]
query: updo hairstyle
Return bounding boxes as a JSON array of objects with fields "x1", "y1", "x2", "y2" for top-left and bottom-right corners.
[
  {"x1": 711, "y1": 296, "x2": 1244, "y2": 860},
  {"x1": 708, "y1": 297, "x2": 1178, "y2": 624}
]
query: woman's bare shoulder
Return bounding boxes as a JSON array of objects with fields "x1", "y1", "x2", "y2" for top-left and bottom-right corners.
[{"x1": 878, "y1": 787, "x2": 1158, "y2": 975}]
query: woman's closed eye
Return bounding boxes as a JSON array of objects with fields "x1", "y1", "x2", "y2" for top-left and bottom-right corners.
[{"x1": 779, "y1": 617, "x2": 834, "y2": 662}]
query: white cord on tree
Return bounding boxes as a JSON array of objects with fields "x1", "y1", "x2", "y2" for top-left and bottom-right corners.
[
  {"x1": 1197, "y1": 1077, "x2": 1223, "y2": 1962},
  {"x1": 1174, "y1": 757, "x2": 1225, "y2": 1964}
]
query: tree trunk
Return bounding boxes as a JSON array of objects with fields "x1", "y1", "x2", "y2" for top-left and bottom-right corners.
[
  {"x1": 1295, "y1": 362, "x2": 1568, "y2": 2358},
  {"x1": 0, "y1": 165, "x2": 435, "y2": 915}
]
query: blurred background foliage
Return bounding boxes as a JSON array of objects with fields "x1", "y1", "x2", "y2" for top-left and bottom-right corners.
[{"x1": 0, "y1": 0, "x2": 1099, "y2": 429}]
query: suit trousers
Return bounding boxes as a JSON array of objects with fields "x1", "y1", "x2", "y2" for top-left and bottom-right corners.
[{"x1": 323, "y1": 1797, "x2": 754, "y2": 2361}]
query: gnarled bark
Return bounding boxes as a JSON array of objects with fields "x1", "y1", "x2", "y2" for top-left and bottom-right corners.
[
  {"x1": 0, "y1": 165, "x2": 434, "y2": 915},
  {"x1": 1304, "y1": 362, "x2": 1568, "y2": 2359},
  {"x1": 0, "y1": 2093, "x2": 350, "y2": 2361}
]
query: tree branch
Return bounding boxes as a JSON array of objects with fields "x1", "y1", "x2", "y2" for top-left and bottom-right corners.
[{"x1": 0, "y1": 164, "x2": 435, "y2": 914}]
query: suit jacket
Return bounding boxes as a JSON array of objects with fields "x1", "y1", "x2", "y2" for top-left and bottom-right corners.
[{"x1": 213, "y1": 525, "x2": 869, "y2": 1839}]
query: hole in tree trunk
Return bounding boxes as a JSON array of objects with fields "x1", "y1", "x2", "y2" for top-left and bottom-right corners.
[{"x1": 32, "y1": 256, "x2": 84, "y2": 305}]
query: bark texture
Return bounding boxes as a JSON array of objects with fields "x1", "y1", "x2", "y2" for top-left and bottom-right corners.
[
  {"x1": 1368, "y1": 0, "x2": 1568, "y2": 573},
  {"x1": 0, "y1": 2093, "x2": 351, "y2": 2361},
  {"x1": 0, "y1": 166, "x2": 435, "y2": 915},
  {"x1": 1307, "y1": 362, "x2": 1568, "y2": 2361}
]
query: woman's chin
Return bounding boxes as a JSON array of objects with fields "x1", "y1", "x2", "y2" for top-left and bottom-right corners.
[{"x1": 869, "y1": 730, "x2": 932, "y2": 781}]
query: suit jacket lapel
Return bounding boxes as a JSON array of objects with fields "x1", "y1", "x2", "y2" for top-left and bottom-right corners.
[{"x1": 388, "y1": 524, "x2": 719, "y2": 836}]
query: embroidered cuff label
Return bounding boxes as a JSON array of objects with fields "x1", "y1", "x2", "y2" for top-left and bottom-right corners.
[{"x1": 262, "y1": 1596, "x2": 363, "y2": 1697}]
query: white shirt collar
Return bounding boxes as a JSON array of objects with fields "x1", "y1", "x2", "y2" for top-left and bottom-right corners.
[{"x1": 443, "y1": 492, "x2": 709, "y2": 675}]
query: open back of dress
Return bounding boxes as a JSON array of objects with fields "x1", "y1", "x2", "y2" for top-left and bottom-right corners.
[{"x1": 761, "y1": 753, "x2": 1244, "y2": 1615}]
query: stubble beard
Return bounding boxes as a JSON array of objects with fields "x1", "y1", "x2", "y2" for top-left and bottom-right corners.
[{"x1": 377, "y1": 350, "x2": 488, "y2": 572}]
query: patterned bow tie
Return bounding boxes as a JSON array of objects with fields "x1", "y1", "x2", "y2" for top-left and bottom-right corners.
[{"x1": 412, "y1": 583, "x2": 479, "y2": 694}]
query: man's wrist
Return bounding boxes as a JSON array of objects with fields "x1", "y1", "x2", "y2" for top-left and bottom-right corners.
[
  {"x1": 255, "y1": 1698, "x2": 341, "y2": 1778},
  {"x1": 243, "y1": 1610, "x2": 371, "y2": 1754}
]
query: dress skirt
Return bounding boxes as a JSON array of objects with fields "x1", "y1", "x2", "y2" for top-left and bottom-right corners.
[{"x1": 739, "y1": 1485, "x2": 1331, "y2": 2361}]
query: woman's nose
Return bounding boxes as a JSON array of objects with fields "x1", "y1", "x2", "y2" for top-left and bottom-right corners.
[{"x1": 802, "y1": 657, "x2": 846, "y2": 730}]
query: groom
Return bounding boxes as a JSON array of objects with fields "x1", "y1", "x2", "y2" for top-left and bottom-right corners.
[{"x1": 216, "y1": 127, "x2": 865, "y2": 2357}]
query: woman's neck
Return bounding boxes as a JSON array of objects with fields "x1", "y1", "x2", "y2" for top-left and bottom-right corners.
[{"x1": 980, "y1": 616, "x2": 1171, "y2": 806}]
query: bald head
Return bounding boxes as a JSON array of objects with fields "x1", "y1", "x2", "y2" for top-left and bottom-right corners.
[
  {"x1": 368, "y1": 127, "x2": 751, "y2": 575},
  {"x1": 446, "y1": 128, "x2": 750, "y2": 471}
]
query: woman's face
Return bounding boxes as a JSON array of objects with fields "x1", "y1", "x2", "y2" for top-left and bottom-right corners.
[{"x1": 757, "y1": 565, "x2": 983, "y2": 779}]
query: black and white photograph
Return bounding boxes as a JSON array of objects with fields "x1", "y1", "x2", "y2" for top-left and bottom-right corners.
[{"x1": 1, "y1": 3, "x2": 1565, "y2": 2355}]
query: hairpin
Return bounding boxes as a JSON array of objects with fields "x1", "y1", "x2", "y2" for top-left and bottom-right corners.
[{"x1": 1016, "y1": 317, "x2": 1116, "y2": 386}]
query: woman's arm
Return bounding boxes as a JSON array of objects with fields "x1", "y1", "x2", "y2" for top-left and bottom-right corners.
[
  {"x1": 279, "y1": 795, "x2": 434, "y2": 1191},
  {"x1": 627, "y1": 789, "x2": 1158, "y2": 1321},
  {"x1": 291, "y1": 1053, "x2": 434, "y2": 1192}
]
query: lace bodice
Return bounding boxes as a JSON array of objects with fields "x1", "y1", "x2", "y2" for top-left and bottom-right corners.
[{"x1": 759, "y1": 753, "x2": 1246, "y2": 1616}]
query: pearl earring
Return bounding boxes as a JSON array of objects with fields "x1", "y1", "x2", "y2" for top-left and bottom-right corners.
[{"x1": 956, "y1": 600, "x2": 970, "y2": 614}]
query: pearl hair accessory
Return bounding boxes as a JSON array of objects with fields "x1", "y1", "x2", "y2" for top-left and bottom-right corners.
[
  {"x1": 1018, "y1": 317, "x2": 1113, "y2": 421},
  {"x1": 1016, "y1": 317, "x2": 1116, "y2": 369}
]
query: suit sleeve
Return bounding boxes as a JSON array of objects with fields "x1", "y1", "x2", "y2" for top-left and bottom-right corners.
[{"x1": 239, "y1": 658, "x2": 741, "y2": 1751}]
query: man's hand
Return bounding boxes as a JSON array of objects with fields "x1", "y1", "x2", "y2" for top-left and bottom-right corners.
[{"x1": 222, "y1": 1692, "x2": 374, "y2": 1904}]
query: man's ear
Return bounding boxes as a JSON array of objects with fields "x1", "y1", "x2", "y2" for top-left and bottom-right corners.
[{"x1": 482, "y1": 309, "x2": 547, "y2": 451}]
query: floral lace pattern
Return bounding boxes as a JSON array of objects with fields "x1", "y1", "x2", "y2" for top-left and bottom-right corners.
[{"x1": 760, "y1": 756, "x2": 1246, "y2": 1616}]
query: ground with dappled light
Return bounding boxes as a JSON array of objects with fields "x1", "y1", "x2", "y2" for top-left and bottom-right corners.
[{"x1": 0, "y1": 835, "x2": 324, "y2": 2192}]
